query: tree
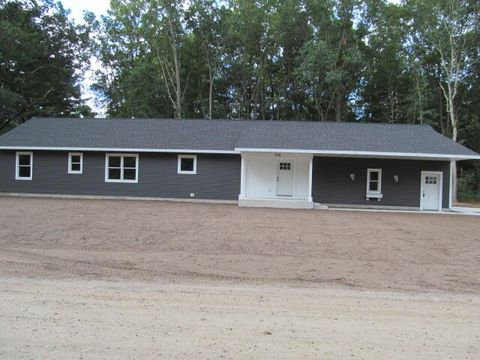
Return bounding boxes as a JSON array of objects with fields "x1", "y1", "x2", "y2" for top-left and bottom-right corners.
[
  {"x1": 0, "y1": 0, "x2": 91, "y2": 132},
  {"x1": 407, "y1": 0, "x2": 478, "y2": 200},
  {"x1": 186, "y1": 0, "x2": 224, "y2": 119},
  {"x1": 296, "y1": 0, "x2": 364, "y2": 122}
]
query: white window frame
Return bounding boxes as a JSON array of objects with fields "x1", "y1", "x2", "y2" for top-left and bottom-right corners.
[
  {"x1": 366, "y1": 168, "x2": 382, "y2": 198},
  {"x1": 68, "y1": 152, "x2": 83, "y2": 174},
  {"x1": 15, "y1": 151, "x2": 33, "y2": 180},
  {"x1": 105, "y1": 153, "x2": 139, "y2": 183},
  {"x1": 177, "y1": 154, "x2": 197, "y2": 174}
]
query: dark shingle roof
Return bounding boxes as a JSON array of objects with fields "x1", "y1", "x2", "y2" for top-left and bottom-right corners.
[{"x1": 0, "y1": 117, "x2": 477, "y2": 159}]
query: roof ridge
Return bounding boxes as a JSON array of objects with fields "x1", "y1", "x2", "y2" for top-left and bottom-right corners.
[{"x1": 30, "y1": 117, "x2": 432, "y2": 127}]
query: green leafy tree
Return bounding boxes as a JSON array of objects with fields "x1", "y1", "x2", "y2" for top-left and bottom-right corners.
[
  {"x1": 0, "y1": 0, "x2": 91, "y2": 132},
  {"x1": 296, "y1": 0, "x2": 364, "y2": 122}
]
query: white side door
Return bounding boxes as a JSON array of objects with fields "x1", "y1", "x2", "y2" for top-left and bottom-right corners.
[
  {"x1": 276, "y1": 161, "x2": 294, "y2": 196},
  {"x1": 420, "y1": 172, "x2": 442, "y2": 211}
]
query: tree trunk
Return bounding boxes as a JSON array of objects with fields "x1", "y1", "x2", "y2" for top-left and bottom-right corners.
[
  {"x1": 169, "y1": 17, "x2": 182, "y2": 119},
  {"x1": 207, "y1": 60, "x2": 213, "y2": 119}
]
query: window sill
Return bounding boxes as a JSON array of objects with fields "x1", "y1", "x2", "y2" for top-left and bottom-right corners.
[
  {"x1": 15, "y1": 177, "x2": 32, "y2": 181},
  {"x1": 366, "y1": 193, "x2": 383, "y2": 200},
  {"x1": 178, "y1": 171, "x2": 197, "y2": 175},
  {"x1": 105, "y1": 179, "x2": 138, "y2": 184}
]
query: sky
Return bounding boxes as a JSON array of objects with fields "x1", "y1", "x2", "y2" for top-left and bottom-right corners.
[{"x1": 62, "y1": 0, "x2": 110, "y2": 23}]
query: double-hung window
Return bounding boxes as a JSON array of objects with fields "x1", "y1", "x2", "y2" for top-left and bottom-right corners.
[
  {"x1": 16, "y1": 152, "x2": 33, "y2": 180},
  {"x1": 105, "y1": 154, "x2": 138, "y2": 183},
  {"x1": 177, "y1": 155, "x2": 197, "y2": 174},
  {"x1": 366, "y1": 168, "x2": 382, "y2": 198},
  {"x1": 68, "y1": 153, "x2": 83, "y2": 174}
]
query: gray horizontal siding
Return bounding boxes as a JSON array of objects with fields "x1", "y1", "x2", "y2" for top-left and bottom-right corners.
[
  {"x1": 0, "y1": 151, "x2": 241, "y2": 200},
  {"x1": 312, "y1": 157, "x2": 450, "y2": 208}
]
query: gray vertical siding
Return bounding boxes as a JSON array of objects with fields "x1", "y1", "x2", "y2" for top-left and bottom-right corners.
[
  {"x1": 0, "y1": 151, "x2": 241, "y2": 200},
  {"x1": 312, "y1": 157, "x2": 450, "y2": 208}
]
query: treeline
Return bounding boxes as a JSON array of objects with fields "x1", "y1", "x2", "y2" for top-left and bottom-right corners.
[
  {"x1": 89, "y1": 1, "x2": 479, "y2": 143},
  {"x1": 1, "y1": 0, "x2": 479, "y2": 200}
]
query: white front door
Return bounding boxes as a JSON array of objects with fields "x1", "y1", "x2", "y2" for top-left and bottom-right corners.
[
  {"x1": 421, "y1": 172, "x2": 442, "y2": 211},
  {"x1": 276, "y1": 161, "x2": 294, "y2": 196}
]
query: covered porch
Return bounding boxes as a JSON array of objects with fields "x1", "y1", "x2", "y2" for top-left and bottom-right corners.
[
  {"x1": 238, "y1": 152, "x2": 314, "y2": 209},
  {"x1": 237, "y1": 150, "x2": 457, "y2": 211}
]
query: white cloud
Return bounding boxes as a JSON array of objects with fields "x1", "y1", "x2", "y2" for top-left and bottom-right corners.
[{"x1": 62, "y1": 0, "x2": 110, "y2": 23}]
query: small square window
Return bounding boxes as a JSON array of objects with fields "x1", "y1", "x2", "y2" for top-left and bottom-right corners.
[
  {"x1": 279, "y1": 162, "x2": 291, "y2": 170},
  {"x1": 181, "y1": 158, "x2": 194, "y2": 171},
  {"x1": 68, "y1": 153, "x2": 83, "y2": 174},
  {"x1": 178, "y1": 155, "x2": 197, "y2": 174}
]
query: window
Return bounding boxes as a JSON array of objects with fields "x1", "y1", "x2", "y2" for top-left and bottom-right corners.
[
  {"x1": 68, "y1": 153, "x2": 83, "y2": 174},
  {"x1": 279, "y1": 162, "x2": 291, "y2": 170},
  {"x1": 105, "y1": 154, "x2": 138, "y2": 183},
  {"x1": 425, "y1": 176, "x2": 437, "y2": 184},
  {"x1": 16, "y1": 152, "x2": 33, "y2": 180},
  {"x1": 366, "y1": 168, "x2": 382, "y2": 197},
  {"x1": 178, "y1": 155, "x2": 197, "y2": 174}
]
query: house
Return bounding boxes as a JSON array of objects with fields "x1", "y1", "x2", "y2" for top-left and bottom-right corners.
[{"x1": 0, "y1": 117, "x2": 478, "y2": 211}]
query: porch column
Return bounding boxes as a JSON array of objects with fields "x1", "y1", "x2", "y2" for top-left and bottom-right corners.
[
  {"x1": 239, "y1": 155, "x2": 246, "y2": 199},
  {"x1": 449, "y1": 159, "x2": 454, "y2": 209},
  {"x1": 308, "y1": 155, "x2": 313, "y2": 202}
]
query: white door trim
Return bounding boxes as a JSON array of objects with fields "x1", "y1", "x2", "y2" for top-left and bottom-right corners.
[{"x1": 420, "y1": 171, "x2": 443, "y2": 211}]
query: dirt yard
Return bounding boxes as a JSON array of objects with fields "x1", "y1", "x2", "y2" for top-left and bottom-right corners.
[
  {"x1": 0, "y1": 196, "x2": 479, "y2": 293},
  {"x1": 0, "y1": 196, "x2": 479, "y2": 359},
  {"x1": 1, "y1": 278, "x2": 478, "y2": 359}
]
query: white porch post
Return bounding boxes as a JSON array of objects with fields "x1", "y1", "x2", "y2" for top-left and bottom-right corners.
[
  {"x1": 239, "y1": 154, "x2": 246, "y2": 199},
  {"x1": 308, "y1": 155, "x2": 313, "y2": 202},
  {"x1": 449, "y1": 159, "x2": 454, "y2": 209}
]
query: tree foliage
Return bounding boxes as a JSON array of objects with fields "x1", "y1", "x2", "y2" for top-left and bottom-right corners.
[{"x1": 0, "y1": 0, "x2": 92, "y2": 131}]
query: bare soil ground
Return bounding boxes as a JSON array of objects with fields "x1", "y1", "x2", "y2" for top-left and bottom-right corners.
[
  {"x1": 1, "y1": 196, "x2": 479, "y2": 359},
  {"x1": 0, "y1": 196, "x2": 479, "y2": 293},
  {"x1": 1, "y1": 278, "x2": 479, "y2": 359}
]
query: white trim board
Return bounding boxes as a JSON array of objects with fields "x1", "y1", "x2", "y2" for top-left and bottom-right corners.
[
  {"x1": 235, "y1": 148, "x2": 480, "y2": 161},
  {"x1": 449, "y1": 160, "x2": 454, "y2": 210},
  {"x1": 0, "y1": 146, "x2": 239, "y2": 154},
  {"x1": 1, "y1": 146, "x2": 478, "y2": 160}
]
